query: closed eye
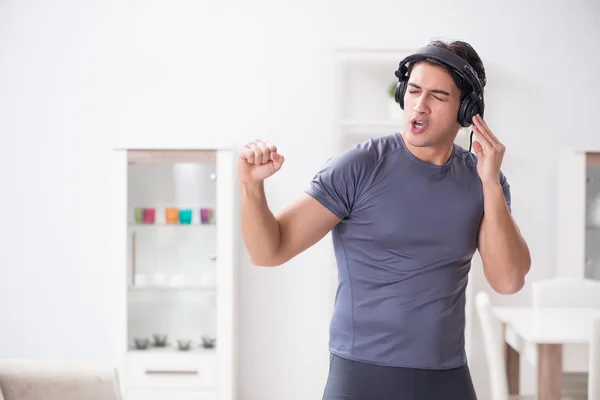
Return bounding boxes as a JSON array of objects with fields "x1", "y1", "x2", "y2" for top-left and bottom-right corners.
[
  {"x1": 408, "y1": 90, "x2": 444, "y2": 101},
  {"x1": 408, "y1": 83, "x2": 450, "y2": 101}
]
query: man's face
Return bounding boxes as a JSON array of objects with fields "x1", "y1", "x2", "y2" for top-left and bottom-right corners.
[{"x1": 402, "y1": 62, "x2": 462, "y2": 148}]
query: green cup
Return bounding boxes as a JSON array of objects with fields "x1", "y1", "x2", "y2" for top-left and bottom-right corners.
[{"x1": 134, "y1": 207, "x2": 143, "y2": 224}]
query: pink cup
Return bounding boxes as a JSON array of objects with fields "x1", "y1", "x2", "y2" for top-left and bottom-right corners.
[{"x1": 143, "y1": 208, "x2": 155, "y2": 224}]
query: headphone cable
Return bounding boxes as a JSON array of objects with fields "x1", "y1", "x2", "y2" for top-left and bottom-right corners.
[{"x1": 468, "y1": 129, "x2": 474, "y2": 152}]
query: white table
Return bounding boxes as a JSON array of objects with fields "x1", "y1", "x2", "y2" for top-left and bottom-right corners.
[{"x1": 492, "y1": 307, "x2": 600, "y2": 400}]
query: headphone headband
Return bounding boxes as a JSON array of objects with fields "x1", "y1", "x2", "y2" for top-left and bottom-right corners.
[{"x1": 395, "y1": 46, "x2": 483, "y2": 95}]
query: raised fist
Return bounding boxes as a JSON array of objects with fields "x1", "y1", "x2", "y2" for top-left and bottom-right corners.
[{"x1": 238, "y1": 139, "x2": 285, "y2": 184}]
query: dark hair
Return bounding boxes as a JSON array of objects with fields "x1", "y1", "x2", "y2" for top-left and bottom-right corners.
[{"x1": 407, "y1": 39, "x2": 486, "y2": 100}]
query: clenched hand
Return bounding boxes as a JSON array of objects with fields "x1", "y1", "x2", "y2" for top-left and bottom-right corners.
[{"x1": 238, "y1": 139, "x2": 285, "y2": 184}]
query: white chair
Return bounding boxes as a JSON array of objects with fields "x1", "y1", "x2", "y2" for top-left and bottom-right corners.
[
  {"x1": 532, "y1": 277, "x2": 600, "y2": 397},
  {"x1": 590, "y1": 317, "x2": 600, "y2": 400},
  {"x1": 475, "y1": 291, "x2": 533, "y2": 400},
  {"x1": 0, "y1": 360, "x2": 124, "y2": 400}
]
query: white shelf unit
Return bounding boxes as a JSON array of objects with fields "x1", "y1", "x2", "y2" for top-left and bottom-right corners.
[
  {"x1": 111, "y1": 148, "x2": 237, "y2": 400},
  {"x1": 330, "y1": 47, "x2": 477, "y2": 361},
  {"x1": 332, "y1": 48, "x2": 409, "y2": 153},
  {"x1": 557, "y1": 148, "x2": 600, "y2": 280}
]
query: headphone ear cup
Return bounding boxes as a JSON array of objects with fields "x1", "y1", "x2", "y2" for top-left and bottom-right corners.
[
  {"x1": 457, "y1": 97, "x2": 470, "y2": 127},
  {"x1": 395, "y1": 81, "x2": 406, "y2": 109},
  {"x1": 458, "y1": 92, "x2": 481, "y2": 127}
]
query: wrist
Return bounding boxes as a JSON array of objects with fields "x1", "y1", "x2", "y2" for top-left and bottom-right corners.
[
  {"x1": 240, "y1": 180, "x2": 265, "y2": 195},
  {"x1": 481, "y1": 180, "x2": 503, "y2": 195}
]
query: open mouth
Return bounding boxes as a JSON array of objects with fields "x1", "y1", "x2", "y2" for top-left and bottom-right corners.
[{"x1": 410, "y1": 118, "x2": 428, "y2": 133}]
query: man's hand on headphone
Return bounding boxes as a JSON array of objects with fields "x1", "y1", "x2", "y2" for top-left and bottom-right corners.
[{"x1": 471, "y1": 114, "x2": 506, "y2": 186}]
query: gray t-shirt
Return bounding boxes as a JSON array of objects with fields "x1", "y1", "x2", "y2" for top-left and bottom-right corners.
[{"x1": 304, "y1": 132, "x2": 511, "y2": 370}]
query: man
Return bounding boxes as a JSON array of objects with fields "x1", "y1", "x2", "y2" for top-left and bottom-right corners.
[{"x1": 238, "y1": 39, "x2": 531, "y2": 399}]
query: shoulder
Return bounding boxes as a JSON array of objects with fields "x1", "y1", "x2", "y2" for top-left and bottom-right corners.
[
  {"x1": 453, "y1": 145, "x2": 511, "y2": 211},
  {"x1": 454, "y1": 145, "x2": 510, "y2": 185},
  {"x1": 305, "y1": 134, "x2": 400, "y2": 218},
  {"x1": 453, "y1": 145, "x2": 479, "y2": 168},
  {"x1": 326, "y1": 133, "x2": 402, "y2": 173}
]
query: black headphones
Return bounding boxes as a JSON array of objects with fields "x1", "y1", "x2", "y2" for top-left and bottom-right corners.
[{"x1": 394, "y1": 46, "x2": 485, "y2": 151}]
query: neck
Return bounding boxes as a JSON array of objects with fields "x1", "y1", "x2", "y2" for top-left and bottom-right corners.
[{"x1": 400, "y1": 132, "x2": 455, "y2": 166}]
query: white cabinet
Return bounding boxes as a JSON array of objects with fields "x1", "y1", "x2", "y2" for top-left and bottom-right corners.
[
  {"x1": 111, "y1": 148, "x2": 237, "y2": 400},
  {"x1": 557, "y1": 148, "x2": 600, "y2": 279}
]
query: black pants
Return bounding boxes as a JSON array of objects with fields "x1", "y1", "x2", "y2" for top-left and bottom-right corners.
[{"x1": 322, "y1": 353, "x2": 478, "y2": 400}]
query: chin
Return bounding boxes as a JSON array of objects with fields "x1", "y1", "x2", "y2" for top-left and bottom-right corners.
[{"x1": 405, "y1": 131, "x2": 436, "y2": 147}]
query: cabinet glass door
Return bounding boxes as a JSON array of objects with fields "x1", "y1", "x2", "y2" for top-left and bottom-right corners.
[
  {"x1": 585, "y1": 153, "x2": 600, "y2": 279},
  {"x1": 126, "y1": 150, "x2": 218, "y2": 353}
]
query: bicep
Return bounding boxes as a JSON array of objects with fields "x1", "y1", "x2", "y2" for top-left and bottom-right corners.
[
  {"x1": 477, "y1": 208, "x2": 522, "y2": 267},
  {"x1": 478, "y1": 172, "x2": 512, "y2": 260},
  {"x1": 273, "y1": 193, "x2": 341, "y2": 265}
]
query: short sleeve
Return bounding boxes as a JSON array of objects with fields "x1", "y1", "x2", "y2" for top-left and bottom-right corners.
[
  {"x1": 500, "y1": 171, "x2": 511, "y2": 212},
  {"x1": 304, "y1": 146, "x2": 376, "y2": 220}
]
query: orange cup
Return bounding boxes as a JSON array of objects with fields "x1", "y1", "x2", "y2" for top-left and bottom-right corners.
[{"x1": 165, "y1": 208, "x2": 179, "y2": 224}]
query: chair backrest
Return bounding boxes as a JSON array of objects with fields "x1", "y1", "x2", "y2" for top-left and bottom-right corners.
[
  {"x1": 475, "y1": 291, "x2": 509, "y2": 400},
  {"x1": 0, "y1": 360, "x2": 123, "y2": 400},
  {"x1": 532, "y1": 277, "x2": 600, "y2": 308},
  {"x1": 590, "y1": 317, "x2": 600, "y2": 400}
]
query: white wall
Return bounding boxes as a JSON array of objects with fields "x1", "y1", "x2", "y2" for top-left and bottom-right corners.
[{"x1": 1, "y1": 0, "x2": 600, "y2": 399}]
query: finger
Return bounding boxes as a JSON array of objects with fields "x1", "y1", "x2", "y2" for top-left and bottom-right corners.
[
  {"x1": 247, "y1": 143, "x2": 262, "y2": 164},
  {"x1": 270, "y1": 151, "x2": 281, "y2": 163},
  {"x1": 265, "y1": 141, "x2": 277, "y2": 153},
  {"x1": 249, "y1": 142, "x2": 265, "y2": 164},
  {"x1": 472, "y1": 125, "x2": 493, "y2": 150},
  {"x1": 475, "y1": 115, "x2": 506, "y2": 154},
  {"x1": 254, "y1": 140, "x2": 271, "y2": 164},
  {"x1": 473, "y1": 115, "x2": 499, "y2": 145},
  {"x1": 472, "y1": 140, "x2": 484, "y2": 157},
  {"x1": 242, "y1": 146, "x2": 256, "y2": 164},
  {"x1": 271, "y1": 153, "x2": 285, "y2": 171}
]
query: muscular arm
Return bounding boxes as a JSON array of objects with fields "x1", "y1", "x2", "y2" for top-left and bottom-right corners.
[
  {"x1": 477, "y1": 181, "x2": 531, "y2": 294},
  {"x1": 241, "y1": 182, "x2": 340, "y2": 267}
]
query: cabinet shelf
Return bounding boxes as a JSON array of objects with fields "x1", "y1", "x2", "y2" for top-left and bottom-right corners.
[
  {"x1": 127, "y1": 347, "x2": 216, "y2": 354},
  {"x1": 128, "y1": 223, "x2": 216, "y2": 228}
]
